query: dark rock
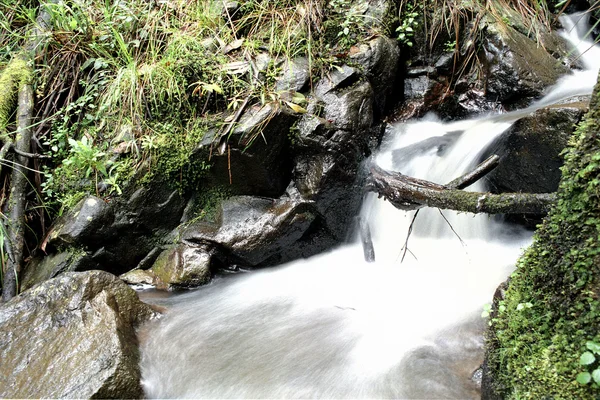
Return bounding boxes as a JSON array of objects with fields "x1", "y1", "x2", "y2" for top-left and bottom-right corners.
[
  {"x1": 288, "y1": 70, "x2": 376, "y2": 244},
  {"x1": 481, "y1": 20, "x2": 571, "y2": 109},
  {"x1": 46, "y1": 196, "x2": 114, "y2": 248},
  {"x1": 182, "y1": 195, "x2": 316, "y2": 267},
  {"x1": 0, "y1": 271, "x2": 157, "y2": 399},
  {"x1": 483, "y1": 105, "x2": 586, "y2": 194},
  {"x1": 201, "y1": 103, "x2": 298, "y2": 197},
  {"x1": 276, "y1": 57, "x2": 311, "y2": 92},
  {"x1": 20, "y1": 250, "x2": 94, "y2": 291},
  {"x1": 317, "y1": 79, "x2": 374, "y2": 133},
  {"x1": 350, "y1": 36, "x2": 401, "y2": 116}
]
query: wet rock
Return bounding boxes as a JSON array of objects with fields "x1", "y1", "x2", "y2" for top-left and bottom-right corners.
[
  {"x1": 182, "y1": 195, "x2": 316, "y2": 267},
  {"x1": 481, "y1": 21, "x2": 570, "y2": 109},
  {"x1": 46, "y1": 196, "x2": 113, "y2": 248},
  {"x1": 200, "y1": 103, "x2": 298, "y2": 197},
  {"x1": 289, "y1": 70, "x2": 375, "y2": 243},
  {"x1": 20, "y1": 250, "x2": 94, "y2": 291},
  {"x1": 120, "y1": 268, "x2": 160, "y2": 287},
  {"x1": 316, "y1": 78, "x2": 374, "y2": 135},
  {"x1": 276, "y1": 57, "x2": 311, "y2": 92},
  {"x1": 350, "y1": 36, "x2": 401, "y2": 116},
  {"x1": 483, "y1": 104, "x2": 587, "y2": 194},
  {"x1": 0, "y1": 271, "x2": 156, "y2": 399},
  {"x1": 149, "y1": 244, "x2": 213, "y2": 290}
]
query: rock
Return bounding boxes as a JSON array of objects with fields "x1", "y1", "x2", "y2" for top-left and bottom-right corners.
[
  {"x1": 91, "y1": 184, "x2": 186, "y2": 274},
  {"x1": 201, "y1": 103, "x2": 298, "y2": 197},
  {"x1": 20, "y1": 250, "x2": 94, "y2": 291},
  {"x1": 46, "y1": 196, "x2": 114, "y2": 248},
  {"x1": 350, "y1": 36, "x2": 401, "y2": 116},
  {"x1": 317, "y1": 78, "x2": 374, "y2": 133},
  {"x1": 397, "y1": 7, "x2": 574, "y2": 119},
  {"x1": 290, "y1": 73, "x2": 375, "y2": 240},
  {"x1": 481, "y1": 20, "x2": 571, "y2": 109},
  {"x1": 149, "y1": 244, "x2": 213, "y2": 290},
  {"x1": 120, "y1": 268, "x2": 160, "y2": 287},
  {"x1": 276, "y1": 57, "x2": 311, "y2": 92},
  {"x1": 364, "y1": 0, "x2": 396, "y2": 30},
  {"x1": 483, "y1": 104, "x2": 587, "y2": 194},
  {"x1": 182, "y1": 195, "x2": 316, "y2": 267},
  {"x1": 0, "y1": 271, "x2": 156, "y2": 399}
]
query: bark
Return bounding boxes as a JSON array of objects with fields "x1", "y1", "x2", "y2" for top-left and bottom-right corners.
[
  {"x1": 366, "y1": 163, "x2": 556, "y2": 215},
  {"x1": 2, "y1": 84, "x2": 33, "y2": 301},
  {"x1": 1, "y1": 2, "x2": 55, "y2": 301}
]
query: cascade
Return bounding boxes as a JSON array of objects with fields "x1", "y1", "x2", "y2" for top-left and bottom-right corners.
[{"x1": 139, "y1": 13, "x2": 599, "y2": 399}]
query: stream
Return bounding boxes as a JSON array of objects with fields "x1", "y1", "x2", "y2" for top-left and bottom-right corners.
[{"x1": 138, "y1": 13, "x2": 600, "y2": 399}]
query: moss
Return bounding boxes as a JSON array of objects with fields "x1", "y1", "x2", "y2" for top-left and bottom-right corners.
[
  {"x1": 0, "y1": 57, "x2": 31, "y2": 139},
  {"x1": 486, "y1": 72, "x2": 600, "y2": 399}
]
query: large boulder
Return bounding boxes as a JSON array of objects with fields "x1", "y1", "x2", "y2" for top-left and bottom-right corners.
[
  {"x1": 0, "y1": 271, "x2": 157, "y2": 399},
  {"x1": 181, "y1": 195, "x2": 316, "y2": 268},
  {"x1": 198, "y1": 103, "x2": 298, "y2": 198},
  {"x1": 350, "y1": 36, "x2": 401, "y2": 117},
  {"x1": 483, "y1": 102, "x2": 587, "y2": 194},
  {"x1": 481, "y1": 21, "x2": 571, "y2": 109}
]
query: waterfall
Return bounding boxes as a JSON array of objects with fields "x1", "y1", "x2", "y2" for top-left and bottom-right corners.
[{"x1": 139, "y1": 13, "x2": 598, "y2": 399}]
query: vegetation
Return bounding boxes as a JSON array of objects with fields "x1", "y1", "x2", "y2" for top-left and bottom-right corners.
[
  {"x1": 485, "y1": 71, "x2": 600, "y2": 399},
  {"x1": 0, "y1": 0, "x2": 397, "y2": 297}
]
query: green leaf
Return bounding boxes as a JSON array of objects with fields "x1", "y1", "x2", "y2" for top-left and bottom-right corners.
[
  {"x1": 577, "y1": 372, "x2": 592, "y2": 385},
  {"x1": 592, "y1": 369, "x2": 600, "y2": 384},
  {"x1": 587, "y1": 341, "x2": 600, "y2": 354},
  {"x1": 285, "y1": 101, "x2": 307, "y2": 114},
  {"x1": 580, "y1": 351, "x2": 596, "y2": 365}
]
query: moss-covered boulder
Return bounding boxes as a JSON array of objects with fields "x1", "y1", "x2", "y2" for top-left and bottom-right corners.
[
  {"x1": 146, "y1": 243, "x2": 213, "y2": 290},
  {"x1": 0, "y1": 271, "x2": 157, "y2": 399}
]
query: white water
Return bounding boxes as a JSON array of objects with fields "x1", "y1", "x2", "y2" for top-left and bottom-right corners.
[{"x1": 139, "y1": 14, "x2": 599, "y2": 399}]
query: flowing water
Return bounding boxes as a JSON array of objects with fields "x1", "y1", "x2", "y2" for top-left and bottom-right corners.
[{"x1": 139, "y1": 14, "x2": 600, "y2": 399}]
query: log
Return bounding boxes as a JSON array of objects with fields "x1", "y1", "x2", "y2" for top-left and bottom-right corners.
[{"x1": 366, "y1": 163, "x2": 556, "y2": 215}]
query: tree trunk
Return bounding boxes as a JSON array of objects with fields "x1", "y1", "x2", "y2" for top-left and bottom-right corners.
[
  {"x1": 1, "y1": 2, "x2": 55, "y2": 301},
  {"x1": 2, "y1": 84, "x2": 33, "y2": 301}
]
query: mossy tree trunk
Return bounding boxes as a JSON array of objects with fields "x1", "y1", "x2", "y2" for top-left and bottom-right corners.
[
  {"x1": 1, "y1": 3, "x2": 54, "y2": 301},
  {"x1": 483, "y1": 70, "x2": 600, "y2": 398}
]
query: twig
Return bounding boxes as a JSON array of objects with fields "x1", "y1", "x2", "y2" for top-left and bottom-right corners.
[
  {"x1": 438, "y1": 209, "x2": 467, "y2": 248},
  {"x1": 11, "y1": 146, "x2": 51, "y2": 159},
  {"x1": 400, "y1": 210, "x2": 420, "y2": 263}
]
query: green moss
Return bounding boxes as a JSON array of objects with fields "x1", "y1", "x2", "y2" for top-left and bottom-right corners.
[
  {"x1": 0, "y1": 57, "x2": 31, "y2": 139},
  {"x1": 141, "y1": 119, "x2": 211, "y2": 193},
  {"x1": 486, "y1": 72, "x2": 600, "y2": 399}
]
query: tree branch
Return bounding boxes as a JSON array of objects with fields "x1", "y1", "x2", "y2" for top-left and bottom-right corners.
[{"x1": 366, "y1": 163, "x2": 556, "y2": 215}]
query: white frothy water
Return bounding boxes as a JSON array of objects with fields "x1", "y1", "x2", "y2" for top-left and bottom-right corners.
[{"x1": 139, "y1": 14, "x2": 598, "y2": 399}]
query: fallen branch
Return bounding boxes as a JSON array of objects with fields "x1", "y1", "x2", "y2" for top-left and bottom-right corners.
[{"x1": 366, "y1": 163, "x2": 556, "y2": 215}]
